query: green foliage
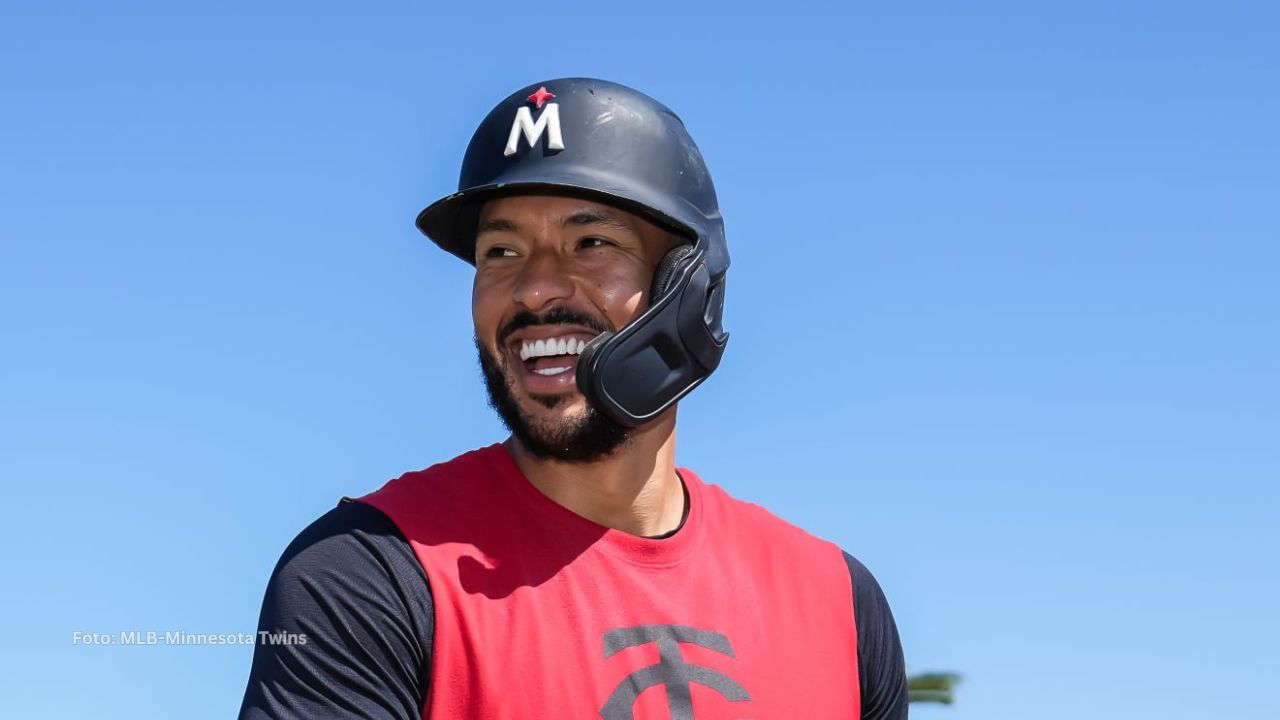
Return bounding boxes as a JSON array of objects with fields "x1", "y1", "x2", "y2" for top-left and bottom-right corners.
[{"x1": 907, "y1": 672, "x2": 962, "y2": 705}]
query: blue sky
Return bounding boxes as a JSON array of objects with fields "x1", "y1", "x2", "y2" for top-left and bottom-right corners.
[{"x1": 1, "y1": 2, "x2": 1276, "y2": 718}]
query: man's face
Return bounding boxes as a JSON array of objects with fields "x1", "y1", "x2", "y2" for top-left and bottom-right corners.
[{"x1": 472, "y1": 194, "x2": 681, "y2": 461}]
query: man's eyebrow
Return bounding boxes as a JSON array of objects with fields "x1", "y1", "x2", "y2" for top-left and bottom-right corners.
[
  {"x1": 561, "y1": 210, "x2": 630, "y2": 230},
  {"x1": 477, "y1": 218, "x2": 518, "y2": 235}
]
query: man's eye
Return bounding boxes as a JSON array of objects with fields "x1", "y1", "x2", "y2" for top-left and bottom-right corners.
[
  {"x1": 483, "y1": 246, "x2": 517, "y2": 258},
  {"x1": 578, "y1": 236, "x2": 611, "y2": 249}
]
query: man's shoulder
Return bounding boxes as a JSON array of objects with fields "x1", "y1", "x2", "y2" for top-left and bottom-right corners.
[
  {"x1": 264, "y1": 499, "x2": 427, "y2": 607},
  {"x1": 244, "y1": 500, "x2": 434, "y2": 720},
  {"x1": 690, "y1": 470, "x2": 845, "y2": 559},
  {"x1": 351, "y1": 443, "x2": 517, "y2": 543},
  {"x1": 277, "y1": 500, "x2": 407, "y2": 564}
]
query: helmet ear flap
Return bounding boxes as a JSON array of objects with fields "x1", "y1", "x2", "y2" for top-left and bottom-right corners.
[
  {"x1": 577, "y1": 246, "x2": 727, "y2": 428},
  {"x1": 650, "y1": 244, "x2": 695, "y2": 303}
]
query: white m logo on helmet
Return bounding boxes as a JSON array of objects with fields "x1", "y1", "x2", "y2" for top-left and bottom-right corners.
[{"x1": 504, "y1": 104, "x2": 565, "y2": 157}]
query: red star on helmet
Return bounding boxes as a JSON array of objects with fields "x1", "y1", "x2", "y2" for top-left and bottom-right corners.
[{"x1": 527, "y1": 86, "x2": 556, "y2": 109}]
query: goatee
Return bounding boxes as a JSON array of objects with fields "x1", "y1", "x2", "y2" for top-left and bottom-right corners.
[{"x1": 476, "y1": 336, "x2": 630, "y2": 462}]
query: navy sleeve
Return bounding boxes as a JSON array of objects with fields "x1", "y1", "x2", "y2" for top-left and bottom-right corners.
[
  {"x1": 238, "y1": 499, "x2": 434, "y2": 720},
  {"x1": 844, "y1": 551, "x2": 909, "y2": 720}
]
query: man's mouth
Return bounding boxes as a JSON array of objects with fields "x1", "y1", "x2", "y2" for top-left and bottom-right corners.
[
  {"x1": 496, "y1": 307, "x2": 611, "y2": 396},
  {"x1": 502, "y1": 329, "x2": 600, "y2": 394}
]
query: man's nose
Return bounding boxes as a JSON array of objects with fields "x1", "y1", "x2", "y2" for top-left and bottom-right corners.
[{"x1": 512, "y1": 250, "x2": 575, "y2": 311}]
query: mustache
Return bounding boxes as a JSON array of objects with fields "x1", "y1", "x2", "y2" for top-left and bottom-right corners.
[{"x1": 497, "y1": 306, "x2": 614, "y2": 347}]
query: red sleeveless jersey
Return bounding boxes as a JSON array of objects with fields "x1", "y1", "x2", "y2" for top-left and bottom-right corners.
[{"x1": 355, "y1": 444, "x2": 860, "y2": 719}]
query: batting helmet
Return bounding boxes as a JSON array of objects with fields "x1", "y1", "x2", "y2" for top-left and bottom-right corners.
[{"x1": 416, "y1": 77, "x2": 729, "y2": 427}]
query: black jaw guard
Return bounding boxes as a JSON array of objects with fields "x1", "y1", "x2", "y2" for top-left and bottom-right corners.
[{"x1": 576, "y1": 246, "x2": 728, "y2": 427}]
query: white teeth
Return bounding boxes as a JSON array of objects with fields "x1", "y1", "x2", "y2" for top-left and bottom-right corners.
[
  {"x1": 519, "y1": 336, "x2": 589, "y2": 360},
  {"x1": 533, "y1": 366, "x2": 571, "y2": 376}
]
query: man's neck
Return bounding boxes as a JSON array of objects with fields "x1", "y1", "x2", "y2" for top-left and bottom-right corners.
[{"x1": 504, "y1": 412, "x2": 684, "y2": 538}]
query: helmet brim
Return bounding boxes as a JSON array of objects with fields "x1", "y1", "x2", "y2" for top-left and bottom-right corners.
[{"x1": 416, "y1": 180, "x2": 700, "y2": 266}]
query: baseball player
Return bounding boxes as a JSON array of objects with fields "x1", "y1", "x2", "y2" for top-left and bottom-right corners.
[{"x1": 239, "y1": 78, "x2": 908, "y2": 719}]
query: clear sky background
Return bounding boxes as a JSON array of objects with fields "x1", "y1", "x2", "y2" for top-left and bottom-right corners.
[{"x1": 2, "y1": 2, "x2": 1276, "y2": 718}]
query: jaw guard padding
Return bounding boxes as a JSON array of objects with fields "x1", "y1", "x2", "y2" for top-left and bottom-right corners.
[{"x1": 576, "y1": 247, "x2": 729, "y2": 428}]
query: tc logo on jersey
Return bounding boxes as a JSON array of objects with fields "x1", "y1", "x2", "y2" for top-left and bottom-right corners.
[
  {"x1": 505, "y1": 86, "x2": 564, "y2": 157},
  {"x1": 600, "y1": 624, "x2": 751, "y2": 719}
]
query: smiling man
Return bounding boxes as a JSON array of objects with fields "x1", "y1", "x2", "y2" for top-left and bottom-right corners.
[{"x1": 239, "y1": 78, "x2": 907, "y2": 719}]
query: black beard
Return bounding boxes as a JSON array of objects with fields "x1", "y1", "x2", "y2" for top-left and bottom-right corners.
[{"x1": 476, "y1": 336, "x2": 629, "y2": 463}]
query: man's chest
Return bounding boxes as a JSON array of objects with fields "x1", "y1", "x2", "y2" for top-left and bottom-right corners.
[{"x1": 418, "y1": 546, "x2": 860, "y2": 720}]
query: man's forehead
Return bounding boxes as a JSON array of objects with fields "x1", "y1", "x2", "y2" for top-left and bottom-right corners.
[{"x1": 477, "y1": 195, "x2": 637, "y2": 231}]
